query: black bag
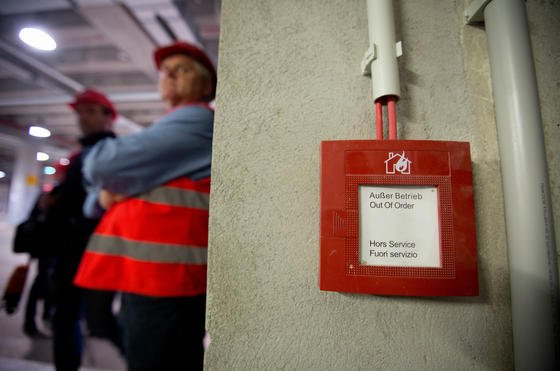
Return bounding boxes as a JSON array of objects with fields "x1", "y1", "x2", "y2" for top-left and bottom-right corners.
[{"x1": 13, "y1": 218, "x2": 44, "y2": 255}]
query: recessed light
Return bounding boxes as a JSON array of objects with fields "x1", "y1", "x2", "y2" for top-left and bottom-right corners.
[
  {"x1": 37, "y1": 152, "x2": 49, "y2": 161},
  {"x1": 44, "y1": 166, "x2": 56, "y2": 175},
  {"x1": 29, "y1": 125, "x2": 51, "y2": 138},
  {"x1": 19, "y1": 27, "x2": 57, "y2": 51}
]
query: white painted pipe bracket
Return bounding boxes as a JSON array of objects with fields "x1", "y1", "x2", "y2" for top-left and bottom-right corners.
[
  {"x1": 361, "y1": 44, "x2": 377, "y2": 76},
  {"x1": 362, "y1": 41, "x2": 402, "y2": 76}
]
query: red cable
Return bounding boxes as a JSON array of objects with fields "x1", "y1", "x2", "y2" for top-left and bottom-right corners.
[
  {"x1": 375, "y1": 100, "x2": 383, "y2": 140},
  {"x1": 387, "y1": 95, "x2": 397, "y2": 140}
]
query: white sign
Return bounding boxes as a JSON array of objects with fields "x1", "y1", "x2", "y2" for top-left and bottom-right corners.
[{"x1": 359, "y1": 185, "x2": 440, "y2": 267}]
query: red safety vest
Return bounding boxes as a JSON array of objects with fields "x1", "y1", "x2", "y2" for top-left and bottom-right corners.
[{"x1": 74, "y1": 177, "x2": 209, "y2": 297}]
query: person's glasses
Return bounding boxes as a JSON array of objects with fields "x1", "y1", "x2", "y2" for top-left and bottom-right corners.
[{"x1": 159, "y1": 65, "x2": 192, "y2": 78}]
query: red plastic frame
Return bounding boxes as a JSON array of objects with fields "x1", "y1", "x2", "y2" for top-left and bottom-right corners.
[{"x1": 320, "y1": 140, "x2": 478, "y2": 296}]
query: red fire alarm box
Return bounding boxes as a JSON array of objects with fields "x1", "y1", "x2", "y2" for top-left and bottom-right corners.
[{"x1": 320, "y1": 140, "x2": 478, "y2": 296}]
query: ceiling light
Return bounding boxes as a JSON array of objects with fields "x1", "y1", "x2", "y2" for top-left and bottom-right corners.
[
  {"x1": 44, "y1": 166, "x2": 56, "y2": 175},
  {"x1": 19, "y1": 27, "x2": 57, "y2": 51},
  {"x1": 29, "y1": 125, "x2": 51, "y2": 138},
  {"x1": 59, "y1": 158, "x2": 70, "y2": 166},
  {"x1": 0, "y1": 171, "x2": 6, "y2": 179},
  {"x1": 37, "y1": 152, "x2": 49, "y2": 161}
]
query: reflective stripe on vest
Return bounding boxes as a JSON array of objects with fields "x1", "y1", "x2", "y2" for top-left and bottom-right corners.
[
  {"x1": 135, "y1": 186, "x2": 209, "y2": 210},
  {"x1": 74, "y1": 177, "x2": 209, "y2": 297},
  {"x1": 86, "y1": 234, "x2": 207, "y2": 264}
]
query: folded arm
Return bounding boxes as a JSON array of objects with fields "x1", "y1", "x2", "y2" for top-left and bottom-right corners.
[{"x1": 82, "y1": 106, "x2": 213, "y2": 197}]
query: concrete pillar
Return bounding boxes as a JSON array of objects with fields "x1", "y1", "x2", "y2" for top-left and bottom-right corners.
[
  {"x1": 8, "y1": 141, "x2": 42, "y2": 225},
  {"x1": 205, "y1": 0, "x2": 559, "y2": 369}
]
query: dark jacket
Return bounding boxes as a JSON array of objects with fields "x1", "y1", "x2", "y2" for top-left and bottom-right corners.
[{"x1": 47, "y1": 131, "x2": 116, "y2": 284}]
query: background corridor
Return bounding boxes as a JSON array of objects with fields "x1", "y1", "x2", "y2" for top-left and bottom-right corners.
[{"x1": 0, "y1": 214, "x2": 125, "y2": 371}]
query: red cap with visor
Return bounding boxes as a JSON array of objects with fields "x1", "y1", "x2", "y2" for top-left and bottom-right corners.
[
  {"x1": 153, "y1": 41, "x2": 217, "y2": 100},
  {"x1": 69, "y1": 89, "x2": 117, "y2": 121}
]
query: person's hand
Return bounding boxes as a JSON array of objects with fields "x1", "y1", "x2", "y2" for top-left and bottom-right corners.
[{"x1": 99, "y1": 189, "x2": 125, "y2": 210}]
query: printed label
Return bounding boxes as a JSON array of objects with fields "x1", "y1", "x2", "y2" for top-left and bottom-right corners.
[{"x1": 359, "y1": 185, "x2": 441, "y2": 267}]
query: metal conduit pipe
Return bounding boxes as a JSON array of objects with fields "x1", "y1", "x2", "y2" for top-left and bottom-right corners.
[{"x1": 483, "y1": 0, "x2": 559, "y2": 369}]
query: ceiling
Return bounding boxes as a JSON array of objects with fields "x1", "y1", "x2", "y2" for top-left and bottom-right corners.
[{"x1": 0, "y1": 0, "x2": 221, "y2": 182}]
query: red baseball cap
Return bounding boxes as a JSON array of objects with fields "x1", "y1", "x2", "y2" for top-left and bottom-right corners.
[
  {"x1": 69, "y1": 89, "x2": 117, "y2": 121},
  {"x1": 153, "y1": 41, "x2": 217, "y2": 100}
]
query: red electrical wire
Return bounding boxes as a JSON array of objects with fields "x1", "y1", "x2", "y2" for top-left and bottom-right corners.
[
  {"x1": 374, "y1": 96, "x2": 398, "y2": 140},
  {"x1": 387, "y1": 95, "x2": 397, "y2": 140},
  {"x1": 375, "y1": 100, "x2": 383, "y2": 140}
]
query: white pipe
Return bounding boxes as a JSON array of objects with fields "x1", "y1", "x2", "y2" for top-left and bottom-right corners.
[
  {"x1": 363, "y1": 0, "x2": 401, "y2": 101},
  {"x1": 483, "y1": 0, "x2": 560, "y2": 369}
]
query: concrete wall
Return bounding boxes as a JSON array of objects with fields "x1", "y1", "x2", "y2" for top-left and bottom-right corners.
[{"x1": 206, "y1": 0, "x2": 559, "y2": 369}]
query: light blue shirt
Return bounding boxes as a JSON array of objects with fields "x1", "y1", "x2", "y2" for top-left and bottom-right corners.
[{"x1": 82, "y1": 104, "x2": 213, "y2": 218}]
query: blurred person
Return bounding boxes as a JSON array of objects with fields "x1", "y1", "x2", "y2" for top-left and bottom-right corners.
[
  {"x1": 8, "y1": 192, "x2": 57, "y2": 331},
  {"x1": 20, "y1": 193, "x2": 59, "y2": 336},
  {"x1": 46, "y1": 89, "x2": 119, "y2": 371},
  {"x1": 22, "y1": 241, "x2": 55, "y2": 338},
  {"x1": 20, "y1": 159, "x2": 70, "y2": 336},
  {"x1": 74, "y1": 41, "x2": 215, "y2": 371}
]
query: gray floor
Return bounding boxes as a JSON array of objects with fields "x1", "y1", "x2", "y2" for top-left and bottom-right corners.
[{"x1": 0, "y1": 214, "x2": 126, "y2": 371}]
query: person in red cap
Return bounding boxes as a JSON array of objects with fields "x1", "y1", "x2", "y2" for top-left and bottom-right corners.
[
  {"x1": 44, "y1": 88, "x2": 119, "y2": 371},
  {"x1": 74, "y1": 41, "x2": 216, "y2": 370},
  {"x1": 69, "y1": 89, "x2": 117, "y2": 133}
]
